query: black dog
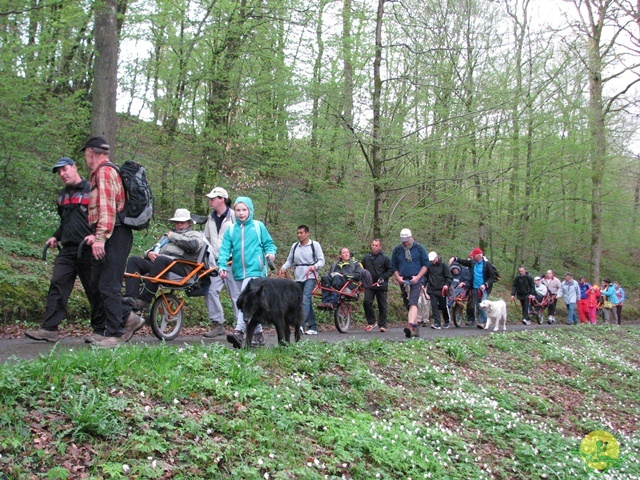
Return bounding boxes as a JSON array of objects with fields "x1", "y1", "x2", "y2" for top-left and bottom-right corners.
[{"x1": 235, "y1": 277, "x2": 303, "y2": 348}]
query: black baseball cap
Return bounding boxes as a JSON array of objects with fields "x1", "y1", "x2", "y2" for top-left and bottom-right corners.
[
  {"x1": 52, "y1": 157, "x2": 75, "y2": 173},
  {"x1": 80, "y1": 136, "x2": 110, "y2": 152}
]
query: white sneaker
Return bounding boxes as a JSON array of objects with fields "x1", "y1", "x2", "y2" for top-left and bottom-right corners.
[{"x1": 305, "y1": 329, "x2": 318, "y2": 335}]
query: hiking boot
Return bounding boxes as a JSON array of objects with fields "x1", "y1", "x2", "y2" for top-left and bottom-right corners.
[
  {"x1": 25, "y1": 328, "x2": 58, "y2": 343},
  {"x1": 85, "y1": 331, "x2": 105, "y2": 344},
  {"x1": 404, "y1": 324, "x2": 419, "y2": 338},
  {"x1": 250, "y1": 332, "x2": 265, "y2": 347},
  {"x1": 122, "y1": 312, "x2": 145, "y2": 343},
  {"x1": 227, "y1": 330, "x2": 245, "y2": 349},
  {"x1": 92, "y1": 336, "x2": 124, "y2": 348},
  {"x1": 431, "y1": 324, "x2": 441, "y2": 330},
  {"x1": 125, "y1": 297, "x2": 151, "y2": 310},
  {"x1": 365, "y1": 324, "x2": 376, "y2": 332},
  {"x1": 203, "y1": 324, "x2": 226, "y2": 338}
]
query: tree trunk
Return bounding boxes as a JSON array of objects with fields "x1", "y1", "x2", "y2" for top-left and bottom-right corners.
[
  {"x1": 91, "y1": 0, "x2": 119, "y2": 160},
  {"x1": 371, "y1": 0, "x2": 384, "y2": 239}
]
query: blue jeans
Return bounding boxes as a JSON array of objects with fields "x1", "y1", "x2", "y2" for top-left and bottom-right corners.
[
  {"x1": 566, "y1": 302, "x2": 578, "y2": 324},
  {"x1": 297, "y1": 279, "x2": 317, "y2": 331},
  {"x1": 469, "y1": 288, "x2": 488, "y2": 325}
]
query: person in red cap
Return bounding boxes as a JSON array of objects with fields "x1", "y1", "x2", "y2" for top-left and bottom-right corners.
[{"x1": 449, "y1": 247, "x2": 498, "y2": 328}]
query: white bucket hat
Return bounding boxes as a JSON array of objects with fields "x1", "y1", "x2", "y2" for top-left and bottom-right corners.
[{"x1": 169, "y1": 208, "x2": 192, "y2": 222}]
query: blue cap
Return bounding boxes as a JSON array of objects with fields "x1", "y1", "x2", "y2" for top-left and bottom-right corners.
[{"x1": 52, "y1": 157, "x2": 75, "y2": 173}]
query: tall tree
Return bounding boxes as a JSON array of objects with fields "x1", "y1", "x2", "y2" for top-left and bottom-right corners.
[
  {"x1": 566, "y1": 0, "x2": 640, "y2": 282},
  {"x1": 92, "y1": 0, "x2": 119, "y2": 158}
]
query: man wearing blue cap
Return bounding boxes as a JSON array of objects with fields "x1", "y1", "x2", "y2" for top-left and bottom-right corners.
[{"x1": 25, "y1": 157, "x2": 99, "y2": 343}]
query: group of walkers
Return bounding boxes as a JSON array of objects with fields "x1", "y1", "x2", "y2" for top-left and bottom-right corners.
[
  {"x1": 511, "y1": 268, "x2": 626, "y2": 326},
  {"x1": 24, "y1": 145, "x2": 629, "y2": 348}
]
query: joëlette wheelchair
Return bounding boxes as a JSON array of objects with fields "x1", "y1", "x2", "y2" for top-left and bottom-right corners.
[
  {"x1": 124, "y1": 242, "x2": 217, "y2": 341},
  {"x1": 309, "y1": 270, "x2": 364, "y2": 333}
]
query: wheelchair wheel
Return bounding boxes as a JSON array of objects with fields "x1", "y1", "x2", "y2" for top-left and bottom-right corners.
[
  {"x1": 334, "y1": 302, "x2": 351, "y2": 333},
  {"x1": 149, "y1": 294, "x2": 183, "y2": 341},
  {"x1": 535, "y1": 308, "x2": 544, "y2": 325},
  {"x1": 452, "y1": 303, "x2": 464, "y2": 328}
]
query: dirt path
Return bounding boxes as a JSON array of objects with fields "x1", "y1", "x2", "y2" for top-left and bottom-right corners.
[{"x1": 3, "y1": 321, "x2": 628, "y2": 363}]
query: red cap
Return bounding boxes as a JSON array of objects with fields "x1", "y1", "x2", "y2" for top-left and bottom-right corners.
[{"x1": 469, "y1": 247, "x2": 483, "y2": 257}]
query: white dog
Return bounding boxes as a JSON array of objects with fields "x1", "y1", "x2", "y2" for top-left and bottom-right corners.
[{"x1": 479, "y1": 299, "x2": 507, "y2": 331}]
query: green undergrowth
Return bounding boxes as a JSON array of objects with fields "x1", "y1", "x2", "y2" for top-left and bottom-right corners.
[{"x1": 1, "y1": 327, "x2": 639, "y2": 478}]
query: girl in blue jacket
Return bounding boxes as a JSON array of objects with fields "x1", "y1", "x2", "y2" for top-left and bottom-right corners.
[{"x1": 218, "y1": 196, "x2": 277, "y2": 346}]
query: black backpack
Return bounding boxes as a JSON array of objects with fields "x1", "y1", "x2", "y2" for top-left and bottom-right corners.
[
  {"x1": 486, "y1": 262, "x2": 500, "y2": 283},
  {"x1": 99, "y1": 161, "x2": 153, "y2": 230}
]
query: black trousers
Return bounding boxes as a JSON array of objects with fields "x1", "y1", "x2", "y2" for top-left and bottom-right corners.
[
  {"x1": 430, "y1": 293, "x2": 450, "y2": 326},
  {"x1": 41, "y1": 246, "x2": 99, "y2": 331},
  {"x1": 363, "y1": 288, "x2": 388, "y2": 327},
  {"x1": 90, "y1": 226, "x2": 133, "y2": 337},
  {"x1": 125, "y1": 255, "x2": 191, "y2": 301},
  {"x1": 518, "y1": 296, "x2": 531, "y2": 320}
]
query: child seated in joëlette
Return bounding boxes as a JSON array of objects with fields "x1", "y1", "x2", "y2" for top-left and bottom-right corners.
[
  {"x1": 447, "y1": 262, "x2": 472, "y2": 307},
  {"x1": 319, "y1": 247, "x2": 366, "y2": 309}
]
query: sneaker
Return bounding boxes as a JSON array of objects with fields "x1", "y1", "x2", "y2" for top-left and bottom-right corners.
[
  {"x1": 443, "y1": 323, "x2": 450, "y2": 329},
  {"x1": 203, "y1": 324, "x2": 226, "y2": 338},
  {"x1": 365, "y1": 324, "x2": 376, "y2": 332},
  {"x1": 250, "y1": 331, "x2": 265, "y2": 347},
  {"x1": 227, "y1": 330, "x2": 245, "y2": 349},
  {"x1": 379, "y1": 327, "x2": 386, "y2": 333},
  {"x1": 477, "y1": 323, "x2": 486, "y2": 329},
  {"x1": 465, "y1": 321, "x2": 476, "y2": 327},
  {"x1": 122, "y1": 312, "x2": 145, "y2": 343},
  {"x1": 522, "y1": 319, "x2": 531, "y2": 325},
  {"x1": 25, "y1": 328, "x2": 59, "y2": 343},
  {"x1": 92, "y1": 336, "x2": 124, "y2": 348},
  {"x1": 305, "y1": 329, "x2": 318, "y2": 335},
  {"x1": 431, "y1": 324, "x2": 441, "y2": 330}
]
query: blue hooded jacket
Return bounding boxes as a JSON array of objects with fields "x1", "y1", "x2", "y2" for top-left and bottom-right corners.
[{"x1": 217, "y1": 196, "x2": 277, "y2": 280}]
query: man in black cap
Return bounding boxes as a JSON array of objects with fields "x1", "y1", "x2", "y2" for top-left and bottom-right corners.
[
  {"x1": 81, "y1": 136, "x2": 144, "y2": 347},
  {"x1": 25, "y1": 158, "x2": 99, "y2": 343}
]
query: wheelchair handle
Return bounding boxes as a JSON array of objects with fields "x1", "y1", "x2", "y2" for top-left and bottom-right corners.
[
  {"x1": 267, "y1": 257, "x2": 276, "y2": 271},
  {"x1": 77, "y1": 239, "x2": 88, "y2": 258},
  {"x1": 42, "y1": 243, "x2": 61, "y2": 261}
]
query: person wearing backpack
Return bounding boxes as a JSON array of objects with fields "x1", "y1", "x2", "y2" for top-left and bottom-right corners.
[
  {"x1": 82, "y1": 136, "x2": 144, "y2": 348},
  {"x1": 217, "y1": 197, "x2": 277, "y2": 348},
  {"x1": 25, "y1": 157, "x2": 99, "y2": 343},
  {"x1": 202, "y1": 187, "x2": 241, "y2": 339},
  {"x1": 450, "y1": 247, "x2": 499, "y2": 329},
  {"x1": 279, "y1": 225, "x2": 325, "y2": 335}
]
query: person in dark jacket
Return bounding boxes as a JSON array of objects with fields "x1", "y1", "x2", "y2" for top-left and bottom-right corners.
[
  {"x1": 510, "y1": 266, "x2": 535, "y2": 325},
  {"x1": 25, "y1": 158, "x2": 98, "y2": 343},
  {"x1": 450, "y1": 247, "x2": 498, "y2": 328},
  {"x1": 320, "y1": 247, "x2": 366, "y2": 309},
  {"x1": 362, "y1": 239, "x2": 393, "y2": 332},
  {"x1": 425, "y1": 252, "x2": 452, "y2": 329}
]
